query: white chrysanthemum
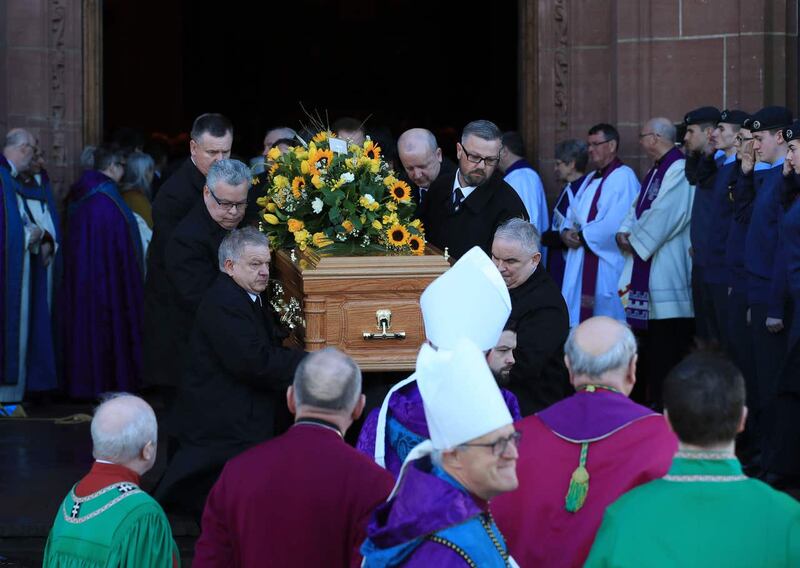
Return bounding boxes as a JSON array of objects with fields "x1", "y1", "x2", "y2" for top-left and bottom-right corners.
[
  {"x1": 363, "y1": 194, "x2": 375, "y2": 204},
  {"x1": 311, "y1": 197, "x2": 324, "y2": 214},
  {"x1": 340, "y1": 172, "x2": 355, "y2": 183}
]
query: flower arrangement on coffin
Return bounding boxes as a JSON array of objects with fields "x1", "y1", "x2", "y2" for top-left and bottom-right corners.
[{"x1": 257, "y1": 130, "x2": 426, "y2": 256}]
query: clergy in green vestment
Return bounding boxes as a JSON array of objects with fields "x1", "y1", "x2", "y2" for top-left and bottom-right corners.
[
  {"x1": 585, "y1": 351, "x2": 800, "y2": 568},
  {"x1": 43, "y1": 394, "x2": 179, "y2": 567}
]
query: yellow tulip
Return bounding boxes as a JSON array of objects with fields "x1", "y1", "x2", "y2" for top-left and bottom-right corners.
[
  {"x1": 256, "y1": 196, "x2": 269, "y2": 207},
  {"x1": 267, "y1": 203, "x2": 277, "y2": 213},
  {"x1": 312, "y1": 232, "x2": 334, "y2": 248},
  {"x1": 301, "y1": 160, "x2": 310, "y2": 175},
  {"x1": 262, "y1": 213, "x2": 279, "y2": 225},
  {"x1": 372, "y1": 220, "x2": 383, "y2": 230}
]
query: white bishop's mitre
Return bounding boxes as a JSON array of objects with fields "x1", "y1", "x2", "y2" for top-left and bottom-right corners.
[
  {"x1": 420, "y1": 246, "x2": 511, "y2": 351},
  {"x1": 416, "y1": 337, "x2": 513, "y2": 451}
]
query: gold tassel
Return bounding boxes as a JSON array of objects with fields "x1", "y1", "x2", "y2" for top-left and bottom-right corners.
[{"x1": 565, "y1": 442, "x2": 590, "y2": 513}]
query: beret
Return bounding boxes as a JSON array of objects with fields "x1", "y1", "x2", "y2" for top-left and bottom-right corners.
[
  {"x1": 748, "y1": 106, "x2": 793, "y2": 132},
  {"x1": 684, "y1": 106, "x2": 721, "y2": 125}
]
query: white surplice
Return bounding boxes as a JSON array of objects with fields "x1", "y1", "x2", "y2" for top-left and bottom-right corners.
[{"x1": 561, "y1": 165, "x2": 640, "y2": 327}]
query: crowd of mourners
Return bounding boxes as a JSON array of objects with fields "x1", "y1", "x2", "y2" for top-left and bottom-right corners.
[{"x1": 3, "y1": 107, "x2": 800, "y2": 566}]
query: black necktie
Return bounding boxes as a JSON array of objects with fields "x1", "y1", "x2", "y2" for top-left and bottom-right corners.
[{"x1": 452, "y1": 187, "x2": 465, "y2": 213}]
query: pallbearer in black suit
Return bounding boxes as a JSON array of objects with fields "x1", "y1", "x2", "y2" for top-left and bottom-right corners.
[
  {"x1": 155, "y1": 227, "x2": 306, "y2": 519},
  {"x1": 424, "y1": 120, "x2": 528, "y2": 259},
  {"x1": 396, "y1": 128, "x2": 456, "y2": 210},
  {"x1": 163, "y1": 158, "x2": 251, "y2": 398},
  {"x1": 144, "y1": 113, "x2": 233, "y2": 393}
]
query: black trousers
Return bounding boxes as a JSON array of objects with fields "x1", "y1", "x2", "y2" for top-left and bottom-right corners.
[
  {"x1": 727, "y1": 288, "x2": 759, "y2": 459},
  {"x1": 708, "y1": 282, "x2": 730, "y2": 348},
  {"x1": 691, "y1": 266, "x2": 721, "y2": 344},
  {"x1": 634, "y1": 317, "x2": 695, "y2": 410}
]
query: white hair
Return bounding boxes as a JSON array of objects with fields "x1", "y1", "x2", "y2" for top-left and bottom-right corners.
[
  {"x1": 218, "y1": 226, "x2": 270, "y2": 270},
  {"x1": 494, "y1": 217, "x2": 541, "y2": 255},
  {"x1": 91, "y1": 393, "x2": 157, "y2": 463},
  {"x1": 564, "y1": 323, "x2": 637, "y2": 378},
  {"x1": 206, "y1": 158, "x2": 252, "y2": 192}
]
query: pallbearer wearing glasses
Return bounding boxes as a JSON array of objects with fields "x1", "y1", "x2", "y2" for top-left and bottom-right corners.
[
  {"x1": 422, "y1": 120, "x2": 528, "y2": 260},
  {"x1": 162, "y1": 159, "x2": 251, "y2": 419},
  {"x1": 361, "y1": 339, "x2": 520, "y2": 566},
  {"x1": 492, "y1": 317, "x2": 677, "y2": 568},
  {"x1": 560, "y1": 123, "x2": 640, "y2": 327}
]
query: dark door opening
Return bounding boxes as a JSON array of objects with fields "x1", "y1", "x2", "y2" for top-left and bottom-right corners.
[{"x1": 103, "y1": 0, "x2": 518, "y2": 162}]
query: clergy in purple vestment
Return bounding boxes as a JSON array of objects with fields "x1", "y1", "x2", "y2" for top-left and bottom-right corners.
[
  {"x1": 491, "y1": 317, "x2": 677, "y2": 568},
  {"x1": 194, "y1": 348, "x2": 394, "y2": 568},
  {"x1": 356, "y1": 246, "x2": 519, "y2": 477},
  {"x1": 361, "y1": 339, "x2": 519, "y2": 567},
  {"x1": 61, "y1": 146, "x2": 144, "y2": 399}
]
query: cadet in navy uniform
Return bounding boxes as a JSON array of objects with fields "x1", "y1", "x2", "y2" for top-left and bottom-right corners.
[
  {"x1": 704, "y1": 110, "x2": 749, "y2": 349},
  {"x1": 761, "y1": 120, "x2": 800, "y2": 489},
  {"x1": 743, "y1": 106, "x2": 793, "y2": 470},
  {"x1": 683, "y1": 106, "x2": 722, "y2": 342}
]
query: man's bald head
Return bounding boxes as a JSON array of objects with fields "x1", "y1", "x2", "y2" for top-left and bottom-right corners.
[
  {"x1": 91, "y1": 394, "x2": 157, "y2": 467},
  {"x1": 564, "y1": 317, "x2": 637, "y2": 392},
  {"x1": 397, "y1": 128, "x2": 443, "y2": 188},
  {"x1": 293, "y1": 348, "x2": 362, "y2": 413}
]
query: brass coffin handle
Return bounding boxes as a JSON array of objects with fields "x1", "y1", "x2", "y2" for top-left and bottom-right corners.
[{"x1": 363, "y1": 309, "x2": 406, "y2": 340}]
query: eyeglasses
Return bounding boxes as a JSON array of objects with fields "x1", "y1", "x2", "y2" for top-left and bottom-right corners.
[
  {"x1": 460, "y1": 145, "x2": 500, "y2": 167},
  {"x1": 639, "y1": 132, "x2": 658, "y2": 140},
  {"x1": 587, "y1": 139, "x2": 613, "y2": 148},
  {"x1": 460, "y1": 431, "x2": 522, "y2": 456},
  {"x1": 208, "y1": 187, "x2": 248, "y2": 211},
  {"x1": 735, "y1": 135, "x2": 754, "y2": 144}
]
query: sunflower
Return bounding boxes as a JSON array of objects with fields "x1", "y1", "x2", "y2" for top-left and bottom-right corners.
[
  {"x1": 389, "y1": 180, "x2": 412, "y2": 203},
  {"x1": 363, "y1": 140, "x2": 382, "y2": 161},
  {"x1": 309, "y1": 148, "x2": 334, "y2": 175},
  {"x1": 269, "y1": 162, "x2": 280, "y2": 176},
  {"x1": 312, "y1": 131, "x2": 331, "y2": 144},
  {"x1": 291, "y1": 176, "x2": 306, "y2": 198},
  {"x1": 387, "y1": 224, "x2": 410, "y2": 246},
  {"x1": 408, "y1": 235, "x2": 425, "y2": 256}
]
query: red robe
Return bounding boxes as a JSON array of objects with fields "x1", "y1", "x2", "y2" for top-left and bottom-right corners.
[
  {"x1": 194, "y1": 421, "x2": 395, "y2": 568},
  {"x1": 491, "y1": 390, "x2": 678, "y2": 568}
]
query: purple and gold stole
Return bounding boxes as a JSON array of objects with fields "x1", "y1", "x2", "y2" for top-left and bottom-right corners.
[
  {"x1": 579, "y1": 158, "x2": 624, "y2": 322},
  {"x1": 622, "y1": 147, "x2": 684, "y2": 329}
]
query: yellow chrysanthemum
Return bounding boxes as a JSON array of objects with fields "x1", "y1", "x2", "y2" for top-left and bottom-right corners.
[
  {"x1": 372, "y1": 220, "x2": 383, "y2": 231},
  {"x1": 273, "y1": 175, "x2": 290, "y2": 189},
  {"x1": 312, "y1": 131, "x2": 331, "y2": 144},
  {"x1": 408, "y1": 235, "x2": 425, "y2": 256},
  {"x1": 387, "y1": 224, "x2": 410, "y2": 246},
  {"x1": 311, "y1": 174, "x2": 324, "y2": 189},
  {"x1": 383, "y1": 175, "x2": 398, "y2": 187},
  {"x1": 287, "y1": 218, "x2": 305, "y2": 233},
  {"x1": 291, "y1": 176, "x2": 306, "y2": 199},
  {"x1": 386, "y1": 202, "x2": 398, "y2": 212},
  {"x1": 262, "y1": 213, "x2": 280, "y2": 225},
  {"x1": 342, "y1": 220, "x2": 354, "y2": 233},
  {"x1": 267, "y1": 147, "x2": 282, "y2": 161},
  {"x1": 312, "y1": 232, "x2": 334, "y2": 248},
  {"x1": 389, "y1": 181, "x2": 412, "y2": 203},
  {"x1": 309, "y1": 148, "x2": 334, "y2": 175},
  {"x1": 363, "y1": 140, "x2": 381, "y2": 161},
  {"x1": 383, "y1": 212, "x2": 399, "y2": 225},
  {"x1": 294, "y1": 229, "x2": 310, "y2": 249}
]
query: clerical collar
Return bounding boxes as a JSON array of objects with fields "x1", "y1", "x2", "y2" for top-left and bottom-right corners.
[
  {"x1": 576, "y1": 384, "x2": 621, "y2": 394},
  {"x1": 294, "y1": 417, "x2": 343, "y2": 438}
]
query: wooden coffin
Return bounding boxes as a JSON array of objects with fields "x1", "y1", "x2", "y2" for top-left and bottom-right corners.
[{"x1": 271, "y1": 247, "x2": 451, "y2": 371}]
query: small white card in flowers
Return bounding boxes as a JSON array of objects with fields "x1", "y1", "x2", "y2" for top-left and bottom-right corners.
[{"x1": 329, "y1": 138, "x2": 348, "y2": 155}]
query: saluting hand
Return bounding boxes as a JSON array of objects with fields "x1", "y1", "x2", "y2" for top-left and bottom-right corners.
[{"x1": 740, "y1": 142, "x2": 756, "y2": 175}]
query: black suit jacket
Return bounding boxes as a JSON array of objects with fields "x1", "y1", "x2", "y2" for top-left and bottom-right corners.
[
  {"x1": 402, "y1": 157, "x2": 458, "y2": 210},
  {"x1": 172, "y1": 272, "x2": 306, "y2": 447},
  {"x1": 163, "y1": 200, "x2": 230, "y2": 375},
  {"x1": 507, "y1": 266, "x2": 571, "y2": 416},
  {"x1": 143, "y1": 158, "x2": 206, "y2": 387},
  {"x1": 423, "y1": 170, "x2": 528, "y2": 259}
]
